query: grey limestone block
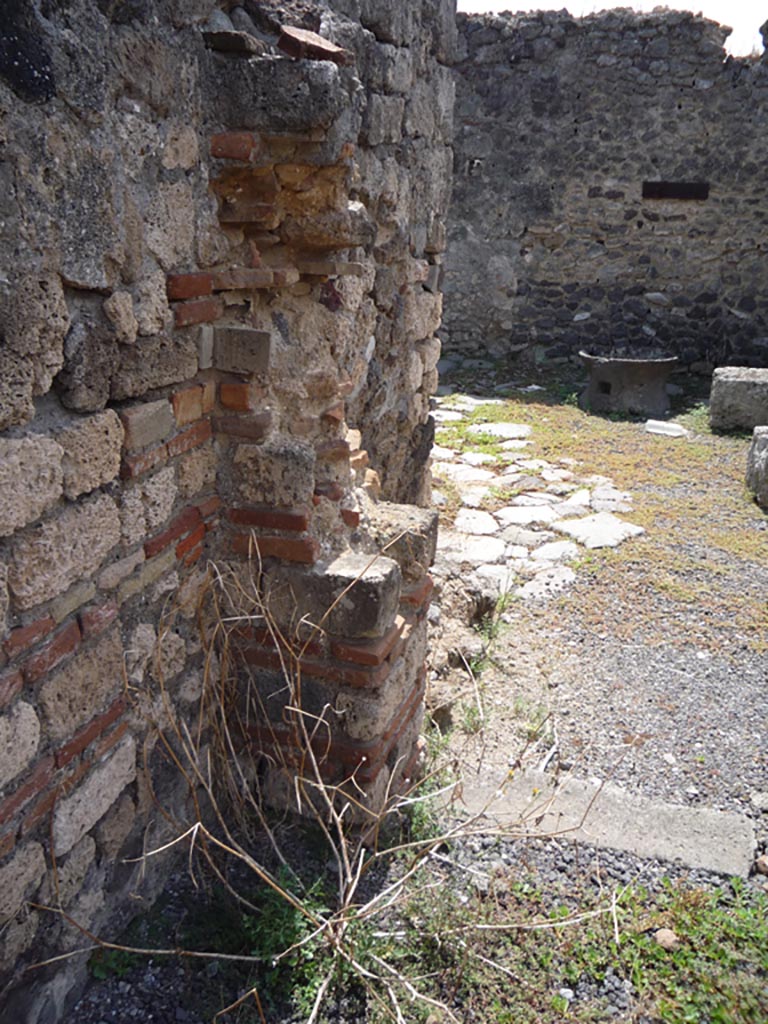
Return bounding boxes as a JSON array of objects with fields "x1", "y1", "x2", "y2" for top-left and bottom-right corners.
[
  {"x1": 709, "y1": 367, "x2": 768, "y2": 432},
  {"x1": 746, "y1": 426, "x2": 768, "y2": 507}
]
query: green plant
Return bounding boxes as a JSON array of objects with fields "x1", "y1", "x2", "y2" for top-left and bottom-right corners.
[
  {"x1": 89, "y1": 947, "x2": 139, "y2": 980},
  {"x1": 241, "y1": 869, "x2": 332, "y2": 1016}
]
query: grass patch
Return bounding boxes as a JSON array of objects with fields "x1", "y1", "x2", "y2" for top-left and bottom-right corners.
[
  {"x1": 384, "y1": 868, "x2": 768, "y2": 1023},
  {"x1": 435, "y1": 366, "x2": 765, "y2": 653}
]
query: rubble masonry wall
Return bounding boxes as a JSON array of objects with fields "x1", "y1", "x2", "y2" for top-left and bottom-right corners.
[
  {"x1": 444, "y1": 9, "x2": 768, "y2": 371},
  {"x1": 0, "y1": 1, "x2": 454, "y2": 1018}
]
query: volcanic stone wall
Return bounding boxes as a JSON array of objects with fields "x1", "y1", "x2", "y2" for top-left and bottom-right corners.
[
  {"x1": 444, "y1": 9, "x2": 768, "y2": 370},
  {"x1": 0, "y1": 1, "x2": 454, "y2": 1018}
]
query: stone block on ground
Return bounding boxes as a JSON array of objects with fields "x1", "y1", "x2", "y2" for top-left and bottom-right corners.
[
  {"x1": 746, "y1": 426, "x2": 768, "y2": 507},
  {"x1": 709, "y1": 367, "x2": 768, "y2": 432}
]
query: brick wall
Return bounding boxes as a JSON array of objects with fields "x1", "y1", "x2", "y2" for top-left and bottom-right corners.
[{"x1": 0, "y1": 1, "x2": 454, "y2": 1018}]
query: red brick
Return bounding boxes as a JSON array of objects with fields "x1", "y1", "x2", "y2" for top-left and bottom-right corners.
[
  {"x1": 180, "y1": 544, "x2": 203, "y2": 567},
  {"x1": 166, "y1": 420, "x2": 212, "y2": 459},
  {"x1": 55, "y1": 698, "x2": 126, "y2": 769},
  {"x1": 121, "y1": 445, "x2": 168, "y2": 480},
  {"x1": 227, "y1": 507, "x2": 311, "y2": 532},
  {"x1": 3, "y1": 617, "x2": 55, "y2": 659},
  {"x1": 230, "y1": 535, "x2": 319, "y2": 564},
  {"x1": 93, "y1": 720, "x2": 130, "y2": 761},
  {"x1": 400, "y1": 575, "x2": 434, "y2": 611},
  {"x1": 240, "y1": 645, "x2": 388, "y2": 690},
  {"x1": 340, "y1": 508, "x2": 360, "y2": 529},
  {"x1": 173, "y1": 297, "x2": 224, "y2": 327},
  {"x1": 237, "y1": 625, "x2": 323, "y2": 659},
  {"x1": 213, "y1": 414, "x2": 272, "y2": 442},
  {"x1": 79, "y1": 602, "x2": 119, "y2": 640},
  {"x1": 210, "y1": 131, "x2": 259, "y2": 161},
  {"x1": 314, "y1": 481, "x2": 344, "y2": 502},
  {"x1": 22, "y1": 620, "x2": 81, "y2": 684},
  {"x1": 0, "y1": 756, "x2": 55, "y2": 827},
  {"x1": 220, "y1": 382, "x2": 254, "y2": 412},
  {"x1": 144, "y1": 506, "x2": 202, "y2": 559},
  {"x1": 197, "y1": 495, "x2": 222, "y2": 519},
  {"x1": 0, "y1": 669, "x2": 24, "y2": 710},
  {"x1": 211, "y1": 267, "x2": 274, "y2": 290},
  {"x1": 330, "y1": 616, "x2": 405, "y2": 667},
  {"x1": 166, "y1": 272, "x2": 213, "y2": 301},
  {"x1": 176, "y1": 523, "x2": 206, "y2": 558},
  {"x1": 171, "y1": 385, "x2": 204, "y2": 426},
  {"x1": 322, "y1": 402, "x2": 345, "y2": 424},
  {"x1": 20, "y1": 788, "x2": 58, "y2": 837}
]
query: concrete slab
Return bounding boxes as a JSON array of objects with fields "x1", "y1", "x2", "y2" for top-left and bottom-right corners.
[{"x1": 458, "y1": 769, "x2": 756, "y2": 877}]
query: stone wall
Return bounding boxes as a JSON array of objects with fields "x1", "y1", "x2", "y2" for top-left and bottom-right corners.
[
  {"x1": 0, "y1": 1, "x2": 454, "y2": 1018},
  {"x1": 444, "y1": 9, "x2": 768, "y2": 371}
]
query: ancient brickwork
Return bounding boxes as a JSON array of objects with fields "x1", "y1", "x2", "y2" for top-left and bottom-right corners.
[
  {"x1": 444, "y1": 10, "x2": 768, "y2": 370},
  {"x1": 0, "y1": 1, "x2": 453, "y2": 1018}
]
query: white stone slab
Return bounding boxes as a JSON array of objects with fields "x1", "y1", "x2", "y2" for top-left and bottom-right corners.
[
  {"x1": 433, "y1": 409, "x2": 465, "y2": 423},
  {"x1": 467, "y1": 422, "x2": 532, "y2": 440},
  {"x1": 553, "y1": 511, "x2": 644, "y2": 548},
  {"x1": 460, "y1": 488, "x2": 494, "y2": 508},
  {"x1": 512, "y1": 493, "x2": 559, "y2": 506},
  {"x1": 432, "y1": 461, "x2": 496, "y2": 484},
  {"x1": 645, "y1": 419, "x2": 689, "y2": 437},
  {"x1": 439, "y1": 535, "x2": 507, "y2": 565},
  {"x1": 531, "y1": 540, "x2": 579, "y2": 562},
  {"x1": 454, "y1": 509, "x2": 499, "y2": 535},
  {"x1": 495, "y1": 505, "x2": 560, "y2": 527},
  {"x1": 461, "y1": 451, "x2": 497, "y2": 466},
  {"x1": 459, "y1": 770, "x2": 756, "y2": 877},
  {"x1": 431, "y1": 444, "x2": 456, "y2": 459}
]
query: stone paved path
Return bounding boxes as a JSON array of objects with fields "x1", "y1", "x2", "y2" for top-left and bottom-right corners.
[
  {"x1": 431, "y1": 385, "x2": 645, "y2": 604},
  {"x1": 428, "y1": 358, "x2": 765, "y2": 878}
]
